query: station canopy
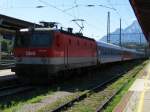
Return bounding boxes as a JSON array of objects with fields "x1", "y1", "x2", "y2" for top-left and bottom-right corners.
[
  {"x1": 130, "y1": 0, "x2": 150, "y2": 44},
  {"x1": 0, "y1": 14, "x2": 42, "y2": 34}
]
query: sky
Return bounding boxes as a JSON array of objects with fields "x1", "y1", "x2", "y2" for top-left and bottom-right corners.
[{"x1": 0, "y1": 0, "x2": 137, "y2": 40}]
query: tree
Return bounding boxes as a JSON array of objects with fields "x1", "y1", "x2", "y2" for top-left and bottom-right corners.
[{"x1": 1, "y1": 40, "x2": 8, "y2": 52}]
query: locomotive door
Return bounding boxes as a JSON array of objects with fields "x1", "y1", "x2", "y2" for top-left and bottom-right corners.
[{"x1": 64, "y1": 44, "x2": 68, "y2": 68}]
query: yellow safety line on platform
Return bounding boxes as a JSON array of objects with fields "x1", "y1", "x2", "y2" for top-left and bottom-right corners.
[{"x1": 137, "y1": 65, "x2": 150, "y2": 112}]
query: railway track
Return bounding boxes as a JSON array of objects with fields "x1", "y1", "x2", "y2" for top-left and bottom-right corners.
[
  {"x1": 95, "y1": 79, "x2": 128, "y2": 112},
  {"x1": 49, "y1": 66, "x2": 141, "y2": 112},
  {"x1": 50, "y1": 74, "x2": 121, "y2": 112},
  {"x1": 0, "y1": 84, "x2": 34, "y2": 98},
  {"x1": 95, "y1": 67, "x2": 139, "y2": 112},
  {"x1": 0, "y1": 74, "x2": 19, "y2": 89}
]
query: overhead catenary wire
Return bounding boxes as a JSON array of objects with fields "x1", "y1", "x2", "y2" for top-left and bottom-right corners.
[
  {"x1": 37, "y1": 0, "x2": 76, "y2": 18},
  {"x1": 37, "y1": 0, "x2": 105, "y2": 35},
  {"x1": 3, "y1": 0, "x2": 145, "y2": 43},
  {"x1": 1, "y1": 0, "x2": 117, "y2": 35}
]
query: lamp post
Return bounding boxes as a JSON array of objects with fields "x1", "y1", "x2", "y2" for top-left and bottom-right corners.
[
  {"x1": 107, "y1": 12, "x2": 110, "y2": 43},
  {"x1": 36, "y1": 5, "x2": 45, "y2": 8}
]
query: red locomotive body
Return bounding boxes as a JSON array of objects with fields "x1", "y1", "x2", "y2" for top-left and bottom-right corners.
[{"x1": 13, "y1": 28, "x2": 97, "y2": 82}]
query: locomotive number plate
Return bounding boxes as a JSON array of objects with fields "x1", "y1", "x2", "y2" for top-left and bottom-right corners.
[{"x1": 25, "y1": 51, "x2": 36, "y2": 56}]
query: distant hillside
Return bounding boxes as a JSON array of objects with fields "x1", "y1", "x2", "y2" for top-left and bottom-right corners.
[{"x1": 100, "y1": 21, "x2": 147, "y2": 46}]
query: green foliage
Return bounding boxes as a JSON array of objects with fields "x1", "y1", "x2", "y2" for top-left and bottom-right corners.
[
  {"x1": 1, "y1": 40, "x2": 8, "y2": 52},
  {"x1": 1, "y1": 39, "x2": 13, "y2": 53}
]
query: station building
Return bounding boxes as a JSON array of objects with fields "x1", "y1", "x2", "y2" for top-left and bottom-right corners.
[{"x1": 0, "y1": 14, "x2": 41, "y2": 60}]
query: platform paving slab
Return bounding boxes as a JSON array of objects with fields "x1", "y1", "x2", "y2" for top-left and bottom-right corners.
[
  {"x1": 0, "y1": 69, "x2": 14, "y2": 77},
  {"x1": 114, "y1": 61, "x2": 150, "y2": 112}
]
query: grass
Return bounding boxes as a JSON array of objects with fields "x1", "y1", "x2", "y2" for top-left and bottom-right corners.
[
  {"x1": 0, "y1": 88, "x2": 55, "y2": 112},
  {"x1": 103, "y1": 77, "x2": 135, "y2": 112}
]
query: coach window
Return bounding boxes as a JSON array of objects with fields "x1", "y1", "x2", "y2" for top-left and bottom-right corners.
[
  {"x1": 107, "y1": 48, "x2": 109, "y2": 55},
  {"x1": 110, "y1": 48, "x2": 112, "y2": 55},
  {"x1": 117, "y1": 50, "x2": 119, "y2": 56},
  {"x1": 108, "y1": 48, "x2": 111, "y2": 55},
  {"x1": 115, "y1": 50, "x2": 117, "y2": 55},
  {"x1": 103, "y1": 47, "x2": 106, "y2": 55},
  {"x1": 106, "y1": 48, "x2": 108, "y2": 55},
  {"x1": 105, "y1": 48, "x2": 107, "y2": 55},
  {"x1": 108, "y1": 48, "x2": 110, "y2": 55},
  {"x1": 102, "y1": 47, "x2": 104, "y2": 54}
]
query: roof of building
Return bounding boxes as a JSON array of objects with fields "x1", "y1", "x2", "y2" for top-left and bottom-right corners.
[
  {"x1": 0, "y1": 14, "x2": 42, "y2": 31},
  {"x1": 130, "y1": 0, "x2": 150, "y2": 43}
]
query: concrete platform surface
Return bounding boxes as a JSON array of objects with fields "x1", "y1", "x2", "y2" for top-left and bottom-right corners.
[
  {"x1": 114, "y1": 61, "x2": 150, "y2": 112},
  {"x1": 0, "y1": 69, "x2": 14, "y2": 77}
]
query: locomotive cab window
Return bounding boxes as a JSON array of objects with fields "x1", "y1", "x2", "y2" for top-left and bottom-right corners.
[
  {"x1": 31, "y1": 32, "x2": 52, "y2": 47},
  {"x1": 15, "y1": 32, "x2": 30, "y2": 47},
  {"x1": 15, "y1": 31, "x2": 52, "y2": 48}
]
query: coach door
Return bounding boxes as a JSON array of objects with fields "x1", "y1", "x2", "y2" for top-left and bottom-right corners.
[{"x1": 97, "y1": 46, "x2": 101, "y2": 63}]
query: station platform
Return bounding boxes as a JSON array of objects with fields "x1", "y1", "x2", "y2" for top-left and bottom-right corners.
[
  {"x1": 114, "y1": 61, "x2": 150, "y2": 112},
  {"x1": 0, "y1": 69, "x2": 15, "y2": 81},
  {"x1": 0, "y1": 69, "x2": 14, "y2": 77}
]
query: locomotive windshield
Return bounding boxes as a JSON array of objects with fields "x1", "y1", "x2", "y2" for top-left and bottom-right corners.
[{"x1": 15, "y1": 31, "x2": 52, "y2": 48}]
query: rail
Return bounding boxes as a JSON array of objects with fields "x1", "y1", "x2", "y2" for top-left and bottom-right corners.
[
  {"x1": 0, "y1": 84, "x2": 34, "y2": 98},
  {"x1": 95, "y1": 68, "x2": 139, "y2": 112},
  {"x1": 50, "y1": 75, "x2": 121, "y2": 112}
]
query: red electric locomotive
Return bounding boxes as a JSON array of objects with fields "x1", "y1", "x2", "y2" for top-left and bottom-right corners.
[{"x1": 13, "y1": 23, "x2": 97, "y2": 82}]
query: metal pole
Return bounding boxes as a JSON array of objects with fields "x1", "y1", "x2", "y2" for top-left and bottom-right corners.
[
  {"x1": 107, "y1": 12, "x2": 110, "y2": 43},
  {"x1": 0, "y1": 34, "x2": 2, "y2": 61},
  {"x1": 120, "y1": 18, "x2": 122, "y2": 47},
  {"x1": 140, "y1": 33, "x2": 141, "y2": 46}
]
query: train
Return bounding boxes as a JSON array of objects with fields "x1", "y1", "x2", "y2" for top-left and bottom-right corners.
[{"x1": 12, "y1": 24, "x2": 145, "y2": 83}]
